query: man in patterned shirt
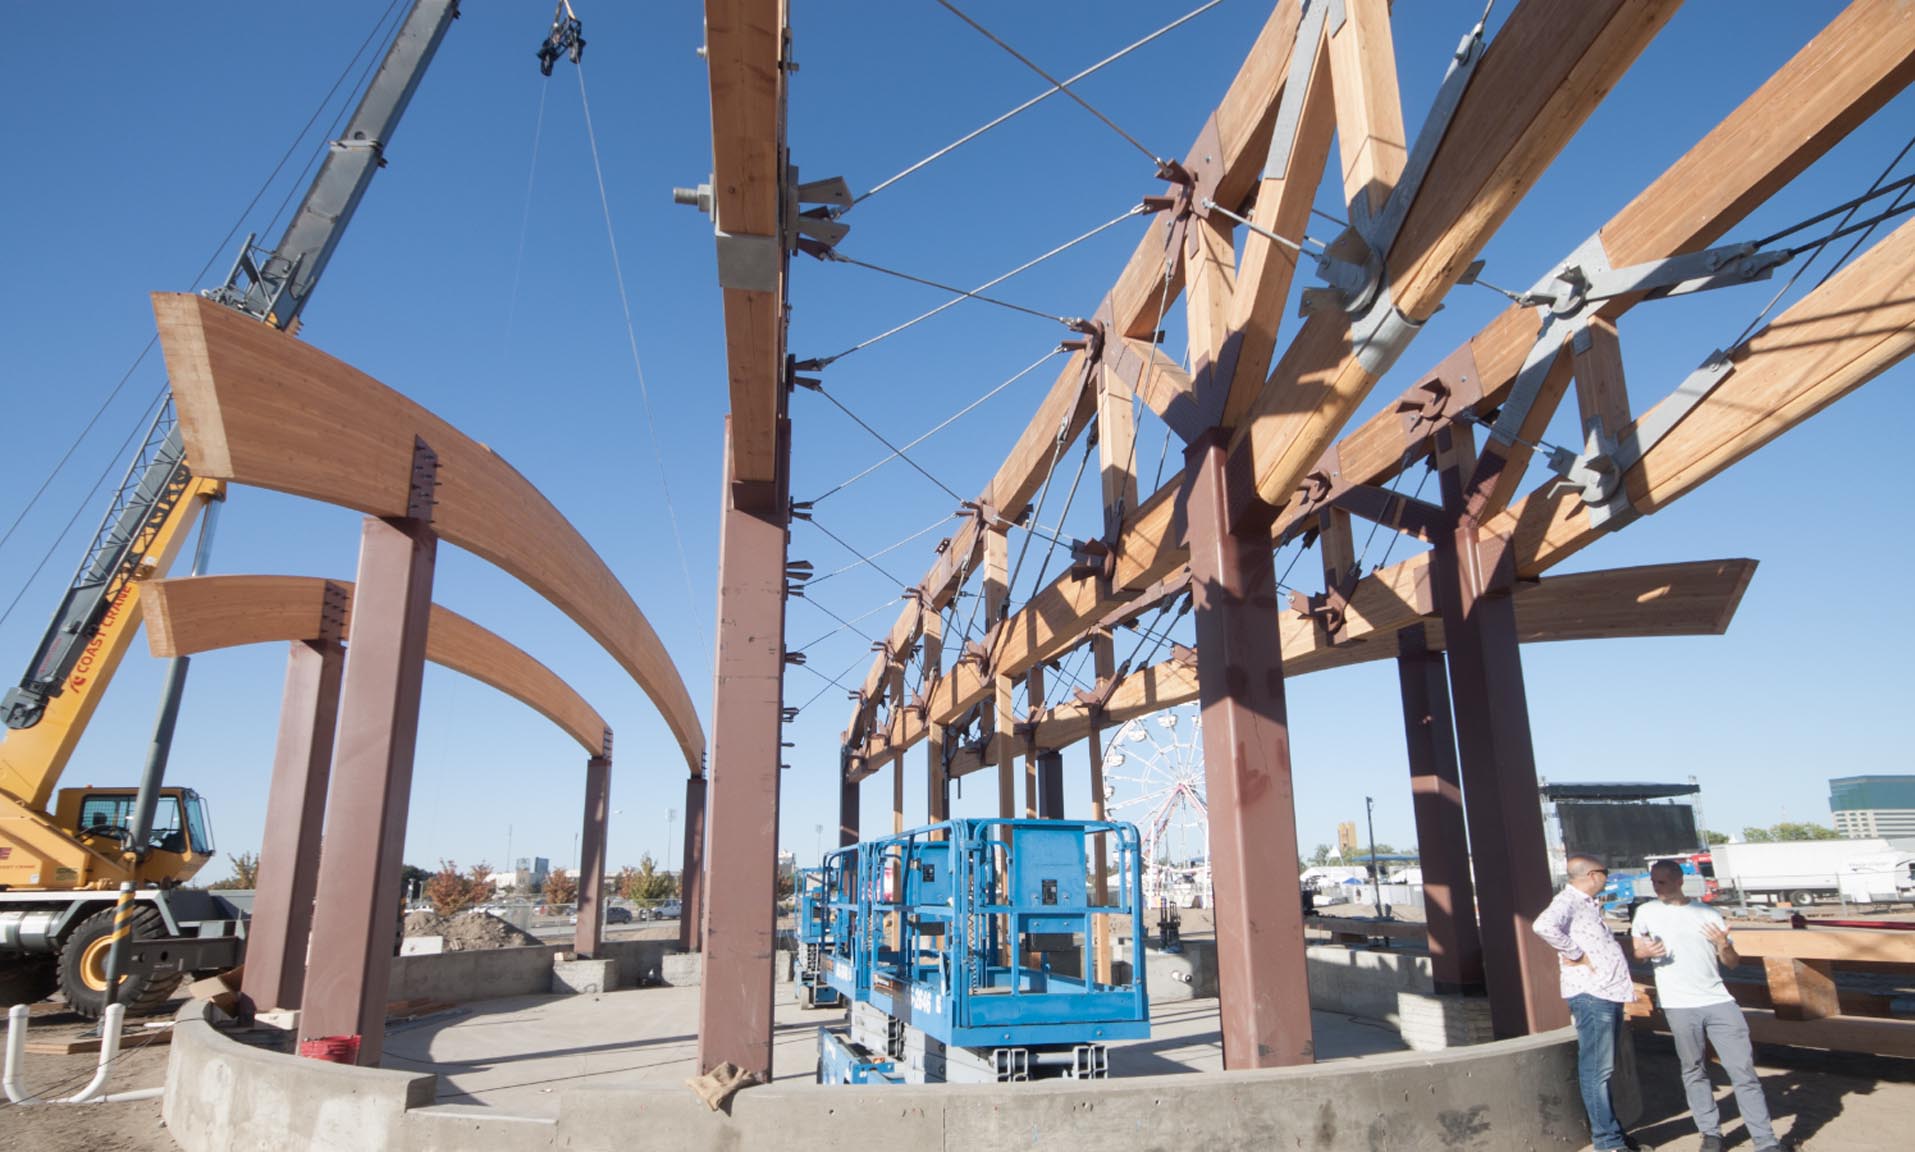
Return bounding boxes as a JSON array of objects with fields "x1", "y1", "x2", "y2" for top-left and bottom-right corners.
[{"x1": 1533, "y1": 854, "x2": 1651, "y2": 1152}]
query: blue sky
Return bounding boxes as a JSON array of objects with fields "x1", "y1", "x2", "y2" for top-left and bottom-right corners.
[{"x1": 1, "y1": 2, "x2": 1910, "y2": 883}]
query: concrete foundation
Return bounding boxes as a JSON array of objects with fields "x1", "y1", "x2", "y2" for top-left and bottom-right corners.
[
  {"x1": 551, "y1": 956, "x2": 617, "y2": 995},
  {"x1": 387, "y1": 939, "x2": 665, "y2": 1003}
]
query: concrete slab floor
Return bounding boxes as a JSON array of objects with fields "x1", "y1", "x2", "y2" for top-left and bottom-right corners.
[{"x1": 379, "y1": 987, "x2": 1409, "y2": 1117}]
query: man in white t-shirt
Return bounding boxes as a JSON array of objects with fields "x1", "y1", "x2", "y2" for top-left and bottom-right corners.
[{"x1": 1631, "y1": 860, "x2": 1790, "y2": 1151}]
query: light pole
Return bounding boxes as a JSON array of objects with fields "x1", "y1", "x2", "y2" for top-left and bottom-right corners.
[
  {"x1": 814, "y1": 823, "x2": 823, "y2": 866},
  {"x1": 1365, "y1": 796, "x2": 1384, "y2": 918},
  {"x1": 666, "y1": 807, "x2": 678, "y2": 875}
]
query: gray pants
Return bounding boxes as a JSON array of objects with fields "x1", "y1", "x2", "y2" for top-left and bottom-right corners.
[{"x1": 1666, "y1": 1001, "x2": 1776, "y2": 1147}]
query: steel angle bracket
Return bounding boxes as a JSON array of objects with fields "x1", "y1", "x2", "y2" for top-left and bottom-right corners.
[
  {"x1": 1263, "y1": 0, "x2": 1334, "y2": 184},
  {"x1": 1546, "y1": 349, "x2": 1735, "y2": 532},
  {"x1": 1299, "y1": 5, "x2": 1487, "y2": 364}
]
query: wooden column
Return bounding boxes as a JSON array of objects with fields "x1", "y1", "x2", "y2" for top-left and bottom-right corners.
[
  {"x1": 698, "y1": 417, "x2": 788, "y2": 1080},
  {"x1": 1395, "y1": 628, "x2": 1484, "y2": 994},
  {"x1": 892, "y1": 756, "x2": 905, "y2": 835},
  {"x1": 679, "y1": 775, "x2": 706, "y2": 953},
  {"x1": 302, "y1": 445, "x2": 438, "y2": 1066},
  {"x1": 1432, "y1": 423, "x2": 1567, "y2": 1037},
  {"x1": 242, "y1": 624, "x2": 345, "y2": 1013},
  {"x1": 573, "y1": 753, "x2": 612, "y2": 958},
  {"x1": 1186, "y1": 434, "x2": 1311, "y2": 1068},
  {"x1": 1087, "y1": 627, "x2": 1116, "y2": 985}
]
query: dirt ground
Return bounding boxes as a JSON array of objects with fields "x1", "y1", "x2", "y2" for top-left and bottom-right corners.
[{"x1": 0, "y1": 998, "x2": 178, "y2": 1152}]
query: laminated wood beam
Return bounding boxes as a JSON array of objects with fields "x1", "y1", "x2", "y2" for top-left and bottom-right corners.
[
  {"x1": 953, "y1": 558, "x2": 1752, "y2": 764},
  {"x1": 152, "y1": 294, "x2": 702, "y2": 772},
  {"x1": 853, "y1": 0, "x2": 1915, "y2": 768},
  {"x1": 1493, "y1": 214, "x2": 1915, "y2": 577},
  {"x1": 1326, "y1": 0, "x2": 1406, "y2": 222},
  {"x1": 141, "y1": 574, "x2": 609, "y2": 755},
  {"x1": 1260, "y1": 0, "x2": 1915, "y2": 525},
  {"x1": 705, "y1": 0, "x2": 786, "y2": 490},
  {"x1": 1232, "y1": 0, "x2": 1680, "y2": 517},
  {"x1": 844, "y1": 0, "x2": 1307, "y2": 756}
]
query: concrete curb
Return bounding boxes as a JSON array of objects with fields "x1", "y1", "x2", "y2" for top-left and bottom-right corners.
[{"x1": 164, "y1": 996, "x2": 1589, "y2": 1152}]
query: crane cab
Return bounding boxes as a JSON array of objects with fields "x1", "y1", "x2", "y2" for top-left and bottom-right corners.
[{"x1": 0, "y1": 786, "x2": 217, "y2": 891}]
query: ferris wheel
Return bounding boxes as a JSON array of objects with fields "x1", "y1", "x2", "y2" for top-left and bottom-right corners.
[{"x1": 1100, "y1": 704, "x2": 1211, "y2": 909}]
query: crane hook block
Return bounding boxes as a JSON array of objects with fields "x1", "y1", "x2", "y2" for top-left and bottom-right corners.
[{"x1": 537, "y1": 1, "x2": 586, "y2": 76}]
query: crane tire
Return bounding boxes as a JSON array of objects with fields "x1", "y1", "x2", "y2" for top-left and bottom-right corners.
[{"x1": 58, "y1": 905, "x2": 186, "y2": 1019}]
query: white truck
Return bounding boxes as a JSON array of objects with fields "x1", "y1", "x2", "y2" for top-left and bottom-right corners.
[{"x1": 1711, "y1": 839, "x2": 1915, "y2": 906}]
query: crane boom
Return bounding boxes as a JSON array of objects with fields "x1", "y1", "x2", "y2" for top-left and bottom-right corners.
[{"x1": 208, "y1": 0, "x2": 461, "y2": 328}]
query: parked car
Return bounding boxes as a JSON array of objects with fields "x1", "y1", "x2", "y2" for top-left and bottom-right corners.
[
  {"x1": 605, "y1": 905, "x2": 633, "y2": 924},
  {"x1": 655, "y1": 900, "x2": 682, "y2": 921}
]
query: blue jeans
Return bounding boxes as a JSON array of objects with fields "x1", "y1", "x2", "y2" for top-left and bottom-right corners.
[{"x1": 1568, "y1": 993, "x2": 1627, "y2": 1149}]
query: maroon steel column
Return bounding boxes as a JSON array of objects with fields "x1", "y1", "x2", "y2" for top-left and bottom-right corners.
[
  {"x1": 1036, "y1": 750, "x2": 1064, "y2": 819},
  {"x1": 839, "y1": 773, "x2": 860, "y2": 846},
  {"x1": 679, "y1": 774, "x2": 707, "y2": 953},
  {"x1": 1432, "y1": 424, "x2": 1568, "y2": 1036},
  {"x1": 302, "y1": 441, "x2": 438, "y2": 1065},
  {"x1": 242, "y1": 602, "x2": 346, "y2": 1012},
  {"x1": 1396, "y1": 627, "x2": 1485, "y2": 995},
  {"x1": 1185, "y1": 433, "x2": 1312, "y2": 1068},
  {"x1": 697, "y1": 418, "x2": 788, "y2": 1080},
  {"x1": 574, "y1": 751, "x2": 612, "y2": 958}
]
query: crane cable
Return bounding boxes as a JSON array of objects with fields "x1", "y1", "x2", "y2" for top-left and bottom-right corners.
[{"x1": 572, "y1": 61, "x2": 711, "y2": 679}]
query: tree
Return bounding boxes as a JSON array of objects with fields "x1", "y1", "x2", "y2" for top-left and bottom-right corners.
[
  {"x1": 542, "y1": 866, "x2": 578, "y2": 908},
  {"x1": 776, "y1": 868, "x2": 795, "y2": 902},
  {"x1": 1308, "y1": 844, "x2": 1333, "y2": 868},
  {"x1": 1742, "y1": 822, "x2": 1840, "y2": 843},
  {"x1": 209, "y1": 851, "x2": 259, "y2": 890},
  {"x1": 423, "y1": 860, "x2": 495, "y2": 916},
  {"x1": 1769, "y1": 822, "x2": 1841, "y2": 842},
  {"x1": 1703, "y1": 830, "x2": 1730, "y2": 846},
  {"x1": 620, "y1": 853, "x2": 678, "y2": 904}
]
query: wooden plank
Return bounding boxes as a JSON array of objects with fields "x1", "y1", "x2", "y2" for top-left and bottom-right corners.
[
  {"x1": 27, "y1": 1027, "x2": 172, "y2": 1056},
  {"x1": 1326, "y1": 0, "x2": 1406, "y2": 220},
  {"x1": 1097, "y1": 358, "x2": 1139, "y2": 536},
  {"x1": 142, "y1": 574, "x2": 610, "y2": 756},
  {"x1": 1219, "y1": 22, "x2": 1338, "y2": 431},
  {"x1": 1183, "y1": 217, "x2": 1238, "y2": 376},
  {"x1": 1572, "y1": 316, "x2": 1631, "y2": 445},
  {"x1": 153, "y1": 294, "x2": 700, "y2": 772},
  {"x1": 1721, "y1": 927, "x2": 1915, "y2": 965},
  {"x1": 1764, "y1": 956, "x2": 1841, "y2": 1022},
  {"x1": 1741, "y1": 1008, "x2": 1915, "y2": 1059}
]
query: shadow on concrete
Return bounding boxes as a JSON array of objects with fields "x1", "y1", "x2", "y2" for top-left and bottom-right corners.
[{"x1": 1628, "y1": 1031, "x2": 1914, "y2": 1149}]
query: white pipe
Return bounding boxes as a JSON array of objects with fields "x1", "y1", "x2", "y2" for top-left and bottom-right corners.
[
  {"x1": 59, "y1": 1003, "x2": 124, "y2": 1104},
  {"x1": 4, "y1": 1003, "x2": 38, "y2": 1105},
  {"x1": 78, "y1": 1086, "x2": 164, "y2": 1104}
]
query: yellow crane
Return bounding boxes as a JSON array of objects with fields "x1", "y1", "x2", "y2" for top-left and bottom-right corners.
[{"x1": 0, "y1": 0, "x2": 466, "y2": 1016}]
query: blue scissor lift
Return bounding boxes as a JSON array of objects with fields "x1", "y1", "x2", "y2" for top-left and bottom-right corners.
[
  {"x1": 792, "y1": 866, "x2": 843, "y2": 1008},
  {"x1": 817, "y1": 818, "x2": 1149, "y2": 1085}
]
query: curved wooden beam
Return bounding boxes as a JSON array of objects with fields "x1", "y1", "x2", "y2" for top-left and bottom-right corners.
[
  {"x1": 140, "y1": 574, "x2": 608, "y2": 756},
  {"x1": 151, "y1": 294, "x2": 703, "y2": 772}
]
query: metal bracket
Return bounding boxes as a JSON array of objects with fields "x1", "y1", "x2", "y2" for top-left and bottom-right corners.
[
  {"x1": 1523, "y1": 233, "x2": 1792, "y2": 317},
  {"x1": 1546, "y1": 350, "x2": 1735, "y2": 531},
  {"x1": 1344, "y1": 282, "x2": 1422, "y2": 377},
  {"x1": 1263, "y1": 0, "x2": 1333, "y2": 183}
]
